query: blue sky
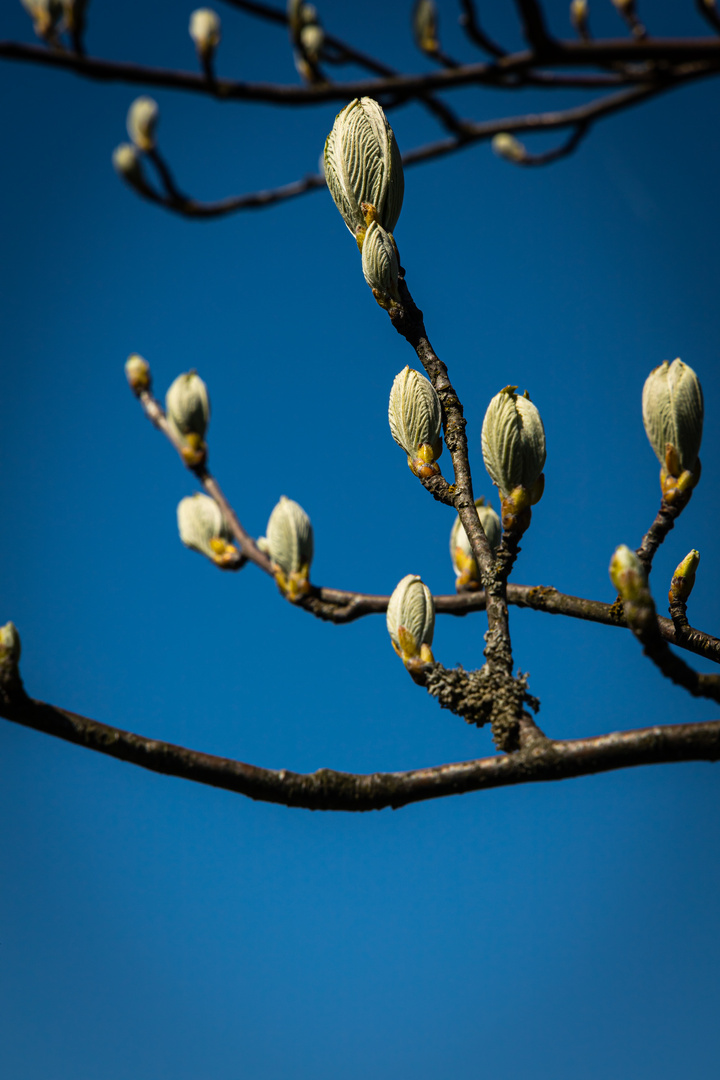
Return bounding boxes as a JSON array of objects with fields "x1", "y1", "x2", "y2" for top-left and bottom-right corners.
[{"x1": 1, "y1": 2, "x2": 720, "y2": 1078}]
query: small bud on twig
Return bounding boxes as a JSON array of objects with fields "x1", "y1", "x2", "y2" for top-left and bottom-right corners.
[
  {"x1": 669, "y1": 549, "x2": 700, "y2": 607},
  {"x1": 127, "y1": 96, "x2": 159, "y2": 152},
  {"x1": 388, "y1": 366, "x2": 443, "y2": 479},
  {"x1": 570, "y1": 0, "x2": 590, "y2": 39},
  {"x1": 362, "y1": 220, "x2": 401, "y2": 308},
  {"x1": 261, "y1": 496, "x2": 314, "y2": 602},
  {"x1": 642, "y1": 359, "x2": 703, "y2": 501},
  {"x1": 386, "y1": 574, "x2": 435, "y2": 672},
  {"x1": 412, "y1": 0, "x2": 440, "y2": 54},
  {"x1": 125, "y1": 353, "x2": 151, "y2": 393},
  {"x1": 189, "y1": 8, "x2": 221, "y2": 62},
  {"x1": 177, "y1": 494, "x2": 241, "y2": 569},
  {"x1": 0, "y1": 622, "x2": 21, "y2": 668},
  {"x1": 450, "y1": 498, "x2": 501, "y2": 590},
  {"x1": 112, "y1": 143, "x2": 149, "y2": 192},
  {"x1": 165, "y1": 371, "x2": 210, "y2": 466},
  {"x1": 481, "y1": 386, "x2": 546, "y2": 532},
  {"x1": 492, "y1": 133, "x2": 527, "y2": 165}
]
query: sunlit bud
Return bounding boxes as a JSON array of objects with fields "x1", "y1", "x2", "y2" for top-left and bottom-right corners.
[
  {"x1": 362, "y1": 220, "x2": 400, "y2": 308},
  {"x1": 324, "y1": 97, "x2": 404, "y2": 246},
  {"x1": 482, "y1": 385, "x2": 546, "y2": 501},
  {"x1": 189, "y1": 9, "x2": 221, "y2": 58},
  {"x1": 125, "y1": 353, "x2": 151, "y2": 393},
  {"x1": 263, "y1": 496, "x2": 314, "y2": 601},
  {"x1": 609, "y1": 544, "x2": 656, "y2": 634},
  {"x1": 127, "y1": 96, "x2": 159, "y2": 152},
  {"x1": 492, "y1": 133, "x2": 527, "y2": 164},
  {"x1": 21, "y1": 0, "x2": 63, "y2": 39},
  {"x1": 412, "y1": 0, "x2": 439, "y2": 53},
  {"x1": 669, "y1": 549, "x2": 700, "y2": 606},
  {"x1": 177, "y1": 494, "x2": 241, "y2": 569},
  {"x1": 387, "y1": 574, "x2": 435, "y2": 668},
  {"x1": 570, "y1": 0, "x2": 589, "y2": 36},
  {"x1": 300, "y1": 23, "x2": 324, "y2": 59},
  {"x1": 112, "y1": 143, "x2": 149, "y2": 190},
  {"x1": 450, "y1": 498, "x2": 501, "y2": 589},
  {"x1": 642, "y1": 359, "x2": 703, "y2": 485},
  {"x1": 165, "y1": 371, "x2": 210, "y2": 465},
  {"x1": 0, "y1": 622, "x2": 21, "y2": 667},
  {"x1": 389, "y1": 365, "x2": 443, "y2": 479}
]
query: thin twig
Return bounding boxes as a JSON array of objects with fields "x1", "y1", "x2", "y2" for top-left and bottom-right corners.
[{"x1": 458, "y1": 0, "x2": 507, "y2": 58}]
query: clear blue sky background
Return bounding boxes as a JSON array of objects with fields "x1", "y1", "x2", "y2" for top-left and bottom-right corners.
[{"x1": 2, "y1": 2, "x2": 719, "y2": 1078}]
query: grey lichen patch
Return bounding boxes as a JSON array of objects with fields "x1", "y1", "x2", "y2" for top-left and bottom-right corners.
[{"x1": 423, "y1": 663, "x2": 539, "y2": 752}]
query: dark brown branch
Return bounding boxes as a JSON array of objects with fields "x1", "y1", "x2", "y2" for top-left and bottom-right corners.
[
  {"x1": 636, "y1": 492, "x2": 692, "y2": 572},
  {"x1": 515, "y1": 121, "x2": 589, "y2": 165},
  {"x1": 513, "y1": 0, "x2": 554, "y2": 51},
  {"x1": 2, "y1": 687, "x2": 719, "y2": 811},
  {"x1": 459, "y1": 0, "x2": 507, "y2": 58}
]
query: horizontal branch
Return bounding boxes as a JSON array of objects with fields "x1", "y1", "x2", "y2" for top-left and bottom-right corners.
[{"x1": 2, "y1": 688, "x2": 718, "y2": 811}]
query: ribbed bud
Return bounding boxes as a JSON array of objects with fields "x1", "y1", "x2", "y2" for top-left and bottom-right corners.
[
  {"x1": 362, "y1": 220, "x2": 400, "y2": 308},
  {"x1": 324, "y1": 97, "x2": 404, "y2": 245},
  {"x1": 124, "y1": 353, "x2": 151, "y2": 393},
  {"x1": 450, "y1": 498, "x2": 501, "y2": 589},
  {"x1": 389, "y1": 365, "x2": 443, "y2": 478},
  {"x1": 482, "y1": 386, "x2": 546, "y2": 500},
  {"x1": 412, "y1": 0, "x2": 439, "y2": 53},
  {"x1": 127, "y1": 97, "x2": 159, "y2": 152},
  {"x1": 669, "y1": 549, "x2": 700, "y2": 606},
  {"x1": 492, "y1": 133, "x2": 526, "y2": 164},
  {"x1": 189, "y1": 9, "x2": 221, "y2": 57},
  {"x1": 0, "y1": 621, "x2": 21, "y2": 666},
  {"x1": 642, "y1": 360, "x2": 703, "y2": 496},
  {"x1": 166, "y1": 371, "x2": 210, "y2": 442},
  {"x1": 386, "y1": 574, "x2": 435, "y2": 667},
  {"x1": 177, "y1": 494, "x2": 240, "y2": 568},
  {"x1": 262, "y1": 496, "x2": 314, "y2": 601}
]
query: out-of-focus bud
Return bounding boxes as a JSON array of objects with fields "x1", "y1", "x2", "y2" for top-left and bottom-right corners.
[
  {"x1": 362, "y1": 220, "x2": 400, "y2": 308},
  {"x1": 165, "y1": 371, "x2": 210, "y2": 466},
  {"x1": 611, "y1": 0, "x2": 634, "y2": 11},
  {"x1": 189, "y1": 8, "x2": 221, "y2": 59},
  {"x1": 386, "y1": 574, "x2": 435, "y2": 670},
  {"x1": 492, "y1": 133, "x2": 527, "y2": 164},
  {"x1": 642, "y1": 359, "x2": 703, "y2": 501},
  {"x1": 481, "y1": 386, "x2": 546, "y2": 531},
  {"x1": 0, "y1": 622, "x2": 21, "y2": 667},
  {"x1": 177, "y1": 494, "x2": 241, "y2": 568},
  {"x1": 125, "y1": 353, "x2": 151, "y2": 393},
  {"x1": 300, "y1": 22, "x2": 324, "y2": 59},
  {"x1": 112, "y1": 143, "x2": 149, "y2": 192},
  {"x1": 388, "y1": 365, "x2": 443, "y2": 479},
  {"x1": 669, "y1": 549, "x2": 700, "y2": 607},
  {"x1": 127, "y1": 96, "x2": 159, "y2": 152},
  {"x1": 609, "y1": 544, "x2": 655, "y2": 634},
  {"x1": 262, "y1": 496, "x2": 314, "y2": 601},
  {"x1": 412, "y1": 0, "x2": 439, "y2": 53},
  {"x1": 450, "y1": 498, "x2": 501, "y2": 590},
  {"x1": 21, "y1": 0, "x2": 63, "y2": 40},
  {"x1": 324, "y1": 97, "x2": 404, "y2": 247},
  {"x1": 570, "y1": 0, "x2": 590, "y2": 37}
]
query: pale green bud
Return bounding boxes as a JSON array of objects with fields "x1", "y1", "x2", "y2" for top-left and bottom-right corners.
[
  {"x1": 262, "y1": 496, "x2": 314, "y2": 600},
  {"x1": 125, "y1": 353, "x2": 151, "y2": 392},
  {"x1": 0, "y1": 621, "x2": 21, "y2": 667},
  {"x1": 669, "y1": 549, "x2": 700, "y2": 606},
  {"x1": 389, "y1": 365, "x2": 443, "y2": 478},
  {"x1": 362, "y1": 220, "x2": 400, "y2": 307},
  {"x1": 450, "y1": 498, "x2": 501, "y2": 586},
  {"x1": 127, "y1": 96, "x2": 159, "y2": 152},
  {"x1": 412, "y1": 0, "x2": 439, "y2": 53},
  {"x1": 177, "y1": 494, "x2": 240, "y2": 567},
  {"x1": 324, "y1": 97, "x2": 404, "y2": 243},
  {"x1": 165, "y1": 371, "x2": 210, "y2": 443},
  {"x1": 642, "y1": 359, "x2": 703, "y2": 477},
  {"x1": 112, "y1": 143, "x2": 147, "y2": 190},
  {"x1": 189, "y1": 8, "x2": 221, "y2": 56},
  {"x1": 609, "y1": 545, "x2": 646, "y2": 602},
  {"x1": 492, "y1": 133, "x2": 526, "y2": 164},
  {"x1": 386, "y1": 574, "x2": 435, "y2": 664},
  {"x1": 481, "y1": 386, "x2": 546, "y2": 499}
]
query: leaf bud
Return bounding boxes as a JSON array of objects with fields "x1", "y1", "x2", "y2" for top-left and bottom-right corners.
[
  {"x1": 189, "y1": 8, "x2": 221, "y2": 59},
  {"x1": 362, "y1": 220, "x2": 400, "y2": 308},
  {"x1": 324, "y1": 97, "x2": 404, "y2": 246},
  {"x1": 0, "y1": 621, "x2": 21, "y2": 667},
  {"x1": 299, "y1": 23, "x2": 324, "y2": 60},
  {"x1": 669, "y1": 549, "x2": 700, "y2": 607},
  {"x1": 389, "y1": 365, "x2": 443, "y2": 479},
  {"x1": 481, "y1": 386, "x2": 546, "y2": 526},
  {"x1": 642, "y1": 359, "x2": 703, "y2": 498},
  {"x1": 262, "y1": 496, "x2": 314, "y2": 601},
  {"x1": 112, "y1": 143, "x2": 148, "y2": 191},
  {"x1": 125, "y1": 353, "x2": 151, "y2": 393},
  {"x1": 450, "y1": 498, "x2": 501, "y2": 589},
  {"x1": 386, "y1": 574, "x2": 435, "y2": 669},
  {"x1": 177, "y1": 494, "x2": 241, "y2": 568},
  {"x1": 609, "y1": 544, "x2": 656, "y2": 634},
  {"x1": 492, "y1": 133, "x2": 527, "y2": 164},
  {"x1": 21, "y1": 0, "x2": 63, "y2": 40},
  {"x1": 412, "y1": 0, "x2": 439, "y2": 53},
  {"x1": 127, "y1": 96, "x2": 159, "y2": 152},
  {"x1": 166, "y1": 371, "x2": 210, "y2": 465}
]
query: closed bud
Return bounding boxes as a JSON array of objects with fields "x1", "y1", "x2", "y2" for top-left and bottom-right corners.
[
  {"x1": 492, "y1": 133, "x2": 527, "y2": 164},
  {"x1": 412, "y1": 0, "x2": 439, "y2": 53},
  {"x1": 166, "y1": 371, "x2": 210, "y2": 441},
  {"x1": 0, "y1": 621, "x2": 21, "y2": 667},
  {"x1": 262, "y1": 496, "x2": 314, "y2": 601},
  {"x1": 362, "y1": 220, "x2": 400, "y2": 308},
  {"x1": 610, "y1": 544, "x2": 655, "y2": 634},
  {"x1": 189, "y1": 8, "x2": 221, "y2": 58},
  {"x1": 386, "y1": 574, "x2": 435, "y2": 668},
  {"x1": 481, "y1": 386, "x2": 546, "y2": 502},
  {"x1": 669, "y1": 549, "x2": 700, "y2": 606},
  {"x1": 112, "y1": 143, "x2": 148, "y2": 190},
  {"x1": 450, "y1": 498, "x2": 501, "y2": 589},
  {"x1": 177, "y1": 494, "x2": 240, "y2": 568},
  {"x1": 642, "y1": 360, "x2": 703, "y2": 495},
  {"x1": 324, "y1": 97, "x2": 404, "y2": 246},
  {"x1": 299, "y1": 23, "x2": 324, "y2": 60},
  {"x1": 389, "y1": 365, "x2": 443, "y2": 479},
  {"x1": 125, "y1": 353, "x2": 151, "y2": 393},
  {"x1": 570, "y1": 0, "x2": 589, "y2": 35},
  {"x1": 127, "y1": 96, "x2": 159, "y2": 152}
]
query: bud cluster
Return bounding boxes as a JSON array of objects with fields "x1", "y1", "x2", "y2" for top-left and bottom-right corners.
[
  {"x1": 165, "y1": 371, "x2": 210, "y2": 466},
  {"x1": 190, "y1": 9, "x2": 222, "y2": 63},
  {"x1": 609, "y1": 545, "x2": 656, "y2": 636}
]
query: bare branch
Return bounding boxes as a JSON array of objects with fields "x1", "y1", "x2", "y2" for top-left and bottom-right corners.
[
  {"x1": 458, "y1": 0, "x2": 507, "y2": 58},
  {"x1": 513, "y1": 0, "x2": 554, "y2": 51}
]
